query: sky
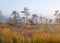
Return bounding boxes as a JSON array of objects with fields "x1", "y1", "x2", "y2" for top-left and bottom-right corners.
[{"x1": 0, "y1": 0, "x2": 60, "y2": 18}]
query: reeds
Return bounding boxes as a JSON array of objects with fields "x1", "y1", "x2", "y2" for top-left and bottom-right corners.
[{"x1": 0, "y1": 24, "x2": 60, "y2": 43}]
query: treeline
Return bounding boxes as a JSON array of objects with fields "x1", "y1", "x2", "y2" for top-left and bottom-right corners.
[{"x1": 0, "y1": 7, "x2": 60, "y2": 25}]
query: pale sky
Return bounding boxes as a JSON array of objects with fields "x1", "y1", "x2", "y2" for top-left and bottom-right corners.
[{"x1": 0, "y1": 0, "x2": 60, "y2": 18}]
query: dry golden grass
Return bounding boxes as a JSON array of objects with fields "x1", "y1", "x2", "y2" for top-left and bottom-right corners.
[
  {"x1": 0, "y1": 24, "x2": 60, "y2": 43},
  {"x1": 21, "y1": 24, "x2": 32, "y2": 29}
]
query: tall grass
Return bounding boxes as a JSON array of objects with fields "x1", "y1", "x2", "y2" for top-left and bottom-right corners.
[{"x1": 0, "y1": 24, "x2": 60, "y2": 43}]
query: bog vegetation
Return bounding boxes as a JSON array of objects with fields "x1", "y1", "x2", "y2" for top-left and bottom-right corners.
[{"x1": 0, "y1": 7, "x2": 60, "y2": 43}]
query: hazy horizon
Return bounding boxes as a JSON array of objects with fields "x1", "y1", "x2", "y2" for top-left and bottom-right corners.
[{"x1": 0, "y1": 0, "x2": 60, "y2": 18}]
